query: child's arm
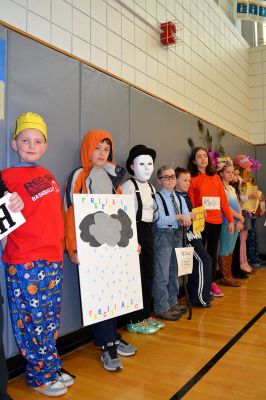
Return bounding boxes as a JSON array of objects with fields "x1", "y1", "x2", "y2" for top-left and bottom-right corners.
[
  {"x1": 179, "y1": 198, "x2": 191, "y2": 227},
  {"x1": 187, "y1": 180, "x2": 196, "y2": 207},
  {"x1": 190, "y1": 211, "x2": 197, "y2": 220},
  {"x1": 0, "y1": 172, "x2": 8, "y2": 197},
  {"x1": 230, "y1": 207, "x2": 244, "y2": 223},
  {"x1": 180, "y1": 214, "x2": 191, "y2": 227},
  {"x1": 6, "y1": 192, "x2": 24, "y2": 212},
  {"x1": 63, "y1": 172, "x2": 82, "y2": 265},
  {"x1": 219, "y1": 178, "x2": 234, "y2": 226},
  {"x1": 230, "y1": 206, "x2": 244, "y2": 232},
  {"x1": 155, "y1": 194, "x2": 180, "y2": 227},
  {"x1": 70, "y1": 252, "x2": 80, "y2": 265},
  {"x1": 63, "y1": 197, "x2": 79, "y2": 264},
  {"x1": 1, "y1": 236, "x2": 7, "y2": 250},
  {"x1": 0, "y1": 172, "x2": 24, "y2": 212}
]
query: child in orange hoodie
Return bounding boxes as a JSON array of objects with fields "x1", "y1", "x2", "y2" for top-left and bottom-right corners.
[{"x1": 63, "y1": 130, "x2": 136, "y2": 372}]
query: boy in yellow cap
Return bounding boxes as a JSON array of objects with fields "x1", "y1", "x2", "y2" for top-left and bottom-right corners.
[
  {"x1": 1, "y1": 112, "x2": 74, "y2": 397},
  {"x1": 0, "y1": 174, "x2": 24, "y2": 400}
]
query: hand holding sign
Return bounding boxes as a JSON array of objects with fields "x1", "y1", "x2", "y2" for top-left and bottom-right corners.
[
  {"x1": 7, "y1": 191, "x2": 24, "y2": 212},
  {"x1": 0, "y1": 193, "x2": 26, "y2": 240},
  {"x1": 192, "y1": 206, "x2": 205, "y2": 235}
]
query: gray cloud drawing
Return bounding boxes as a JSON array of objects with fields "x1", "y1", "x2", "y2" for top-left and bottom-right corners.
[{"x1": 79, "y1": 209, "x2": 133, "y2": 247}]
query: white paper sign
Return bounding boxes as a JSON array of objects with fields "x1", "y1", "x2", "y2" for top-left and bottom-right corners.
[
  {"x1": 175, "y1": 246, "x2": 194, "y2": 277},
  {"x1": 0, "y1": 193, "x2": 26, "y2": 240},
  {"x1": 73, "y1": 194, "x2": 143, "y2": 326},
  {"x1": 202, "y1": 196, "x2": 220, "y2": 210}
]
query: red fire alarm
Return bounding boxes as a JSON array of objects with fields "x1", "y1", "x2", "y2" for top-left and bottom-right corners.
[{"x1": 160, "y1": 21, "x2": 177, "y2": 46}]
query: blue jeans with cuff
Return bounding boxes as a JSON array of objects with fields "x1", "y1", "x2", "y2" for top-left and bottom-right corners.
[{"x1": 153, "y1": 228, "x2": 182, "y2": 314}]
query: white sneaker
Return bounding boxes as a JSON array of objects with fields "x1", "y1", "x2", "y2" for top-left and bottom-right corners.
[
  {"x1": 57, "y1": 368, "x2": 75, "y2": 387},
  {"x1": 34, "y1": 379, "x2": 67, "y2": 397}
]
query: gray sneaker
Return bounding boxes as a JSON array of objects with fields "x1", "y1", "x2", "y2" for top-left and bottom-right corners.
[
  {"x1": 33, "y1": 379, "x2": 67, "y2": 396},
  {"x1": 155, "y1": 309, "x2": 182, "y2": 321},
  {"x1": 115, "y1": 338, "x2": 137, "y2": 356},
  {"x1": 101, "y1": 343, "x2": 123, "y2": 372},
  {"x1": 170, "y1": 303, "x2": 188, "y2": 314},
  {"x1": 57, "y1": 368, "x2": 75, "y2": 387}
]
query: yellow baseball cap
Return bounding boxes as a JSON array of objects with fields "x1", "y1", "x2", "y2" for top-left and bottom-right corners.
[{"x1": 13, "y1": 112, "x2": 48, "y2": 141}]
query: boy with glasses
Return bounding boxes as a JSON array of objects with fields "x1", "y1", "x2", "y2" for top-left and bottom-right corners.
[{"x1": 153, "y1": 166, "x2": 191, "y2": 321}]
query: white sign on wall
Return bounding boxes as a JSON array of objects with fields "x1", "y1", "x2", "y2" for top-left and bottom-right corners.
[
  {"x1": 73, "y1": 194, "x2": 143, "y2": 326},
  {"x1": 0, "y1": 193, "x2": 25, "y2": 240}
]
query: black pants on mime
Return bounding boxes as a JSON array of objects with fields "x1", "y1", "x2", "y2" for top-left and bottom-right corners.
[{"x1": 127, "y1": 221, "x2": 154, "y2": 324}]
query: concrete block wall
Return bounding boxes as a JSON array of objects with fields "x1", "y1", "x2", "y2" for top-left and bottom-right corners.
[
  {"x1": 249, "y1": 46, "x2": 266, "y2": 145},
  {"x1": 0, "y1": 0, "x2": 254, "y2": 143}
]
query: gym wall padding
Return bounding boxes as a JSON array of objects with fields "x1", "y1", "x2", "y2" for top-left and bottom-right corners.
[
  {"x1": 256, "y1": 146, "x2": 266, "y2": 255},
  {"x1": 0, "y1": 25, "x2": 257, "y2": 359}
]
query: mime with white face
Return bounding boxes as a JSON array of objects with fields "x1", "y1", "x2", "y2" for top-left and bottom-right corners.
[{"x1": 121, "y1": 145, "x2": 164, "y2": 335}]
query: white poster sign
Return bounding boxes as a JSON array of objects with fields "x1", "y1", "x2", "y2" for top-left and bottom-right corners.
[
  {"x1": 0, "y1": 193, "x2": 26, "y2": 240},
  {"x1": 73, "y1": 194, "x2": 143, "y2": 326},
  {"x1": 202, "y1": 196, "x2": 220, "y2": 210},
  {"x1": 175, "y1": 246, "x2": 194, "y2": 277}
]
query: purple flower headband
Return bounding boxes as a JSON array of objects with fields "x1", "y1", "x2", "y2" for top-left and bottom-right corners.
[
  {"x1": 247, "y1": 156, "x2": 262, "y2": 171},
  {"x1": 207, "y1": 149, "x2": 220, "y2": 167}
]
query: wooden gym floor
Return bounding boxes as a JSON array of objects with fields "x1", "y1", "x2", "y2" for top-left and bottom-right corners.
[{"x1": 7, "y1": 268, "x2": 266, "y2": 400}]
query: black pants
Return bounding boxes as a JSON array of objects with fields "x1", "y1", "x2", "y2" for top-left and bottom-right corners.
[
  {"x1": 90, "y1": 318, "x2": 117, "y2": 347},
  {"x1": 232, "y1": 236, "x2": 241, "y2": 275},
  {"x1": 187, "y1": 238, "x2": 212, "y2": 305},
  {"x1": 127, "y1": 221, "x2": 154, "y2": 323},
  {"x1": 201, "y1": 222, "x2": 222, "y2": 282},
  {"x1": 0, "y1": 285, "x2": 10, "y2": 400}
]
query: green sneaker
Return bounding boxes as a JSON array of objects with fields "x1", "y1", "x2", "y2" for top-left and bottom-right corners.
[
  {"x1": 144, "y1": 317, "x2": 165, "y2": 329},
  {"x1": 126, "y1": 321, "x2": 159, "y2": 334}
]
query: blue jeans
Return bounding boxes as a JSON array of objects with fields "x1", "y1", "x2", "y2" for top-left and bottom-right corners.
[{"x1": 153, "y1": 228, "x2": 182, "y2": 314}]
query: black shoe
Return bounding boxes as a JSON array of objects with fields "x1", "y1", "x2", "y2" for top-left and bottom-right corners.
[
  {"x1": 191, "y1": 302, "x2": 211, "y2": 308},
  {"x1": 233, "y1": 270, "x2": 249, "y2": 279}
]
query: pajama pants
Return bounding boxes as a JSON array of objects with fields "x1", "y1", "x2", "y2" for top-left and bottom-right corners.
[{"x1": 4, "y1": 260, "x2": 63, "y2": 387}]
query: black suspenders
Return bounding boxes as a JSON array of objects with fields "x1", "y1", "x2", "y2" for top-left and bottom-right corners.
[
  {"x1": 156, "y1": 191, "x2": 183, "y2": 227},
  {"x1": 129, "y1": 178, "x2": 155, "y2": 222}
]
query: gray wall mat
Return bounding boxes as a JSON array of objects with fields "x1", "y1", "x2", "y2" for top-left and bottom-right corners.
[
  {"x1": 255, "y1": 146, "x2": 266, "y2": 255},
  {"x1": 0, "y1": 26, "x2": 261, "y2": 359},
  {"x1": 80, "y1": 64, "x2": 130, "y2": 167}
]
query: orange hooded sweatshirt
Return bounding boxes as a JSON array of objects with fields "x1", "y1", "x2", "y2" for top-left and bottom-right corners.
[{"x1": 63, "y1": 130, "x2": 125, "y2": 257}]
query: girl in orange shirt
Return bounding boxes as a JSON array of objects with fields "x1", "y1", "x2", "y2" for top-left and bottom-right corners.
[{"x1": 187, "y1": 147, "x2": 234, "y2": 297}]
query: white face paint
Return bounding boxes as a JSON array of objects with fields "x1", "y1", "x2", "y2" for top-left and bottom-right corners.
[{"x1": 132, "y1": 154, "x2": 154, "y2": 182}]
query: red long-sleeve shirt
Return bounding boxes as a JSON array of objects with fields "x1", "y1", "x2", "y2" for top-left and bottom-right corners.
[
  {"x1": 2, "y1": 165, "x2": 64, "y2": 264},
  {"x1": 188, "y1": 173, "x2": 233, "y2": 224}
]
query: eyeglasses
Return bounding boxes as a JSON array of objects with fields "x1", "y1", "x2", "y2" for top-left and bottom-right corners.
[{"x1": 159, "y1": 174, "x2": 176, "y2": 181}]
